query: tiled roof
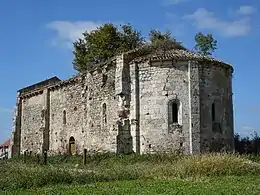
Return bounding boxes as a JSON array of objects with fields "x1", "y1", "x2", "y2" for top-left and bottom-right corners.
[
  {"x1": 18, "y1": 76, "x2": 61, "y2": 94},
  {"x1": 18, "y1": 46, "x2": 232, "y2": 99},
  {"x1": 130, "y1": 49, "x2": 232, "y2": 68},
  {"x1": 0, "y1": 139, "x2": 11, "y2": 148}
]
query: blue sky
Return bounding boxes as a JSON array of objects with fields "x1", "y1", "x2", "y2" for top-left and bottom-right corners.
[{"x1": 0, "y1": 0, "x2": 259, "y2": 143}]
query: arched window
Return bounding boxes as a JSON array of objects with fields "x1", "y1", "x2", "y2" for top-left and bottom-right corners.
[
  {"x1": 63, "y1": 110, "x2": 66, "y2": 124},
  {"x1": 68, "y1": 136, "x2": 75, "y2": 155},
  {"x1": 102, "y1": 103, "x2": 107, "y2": 124},
  {"x1": 168, "y1": 99, "x2": 181, "y2": 125},
  {"x1": 212, "y1": 103, "x2": 215, "y2": 122}
]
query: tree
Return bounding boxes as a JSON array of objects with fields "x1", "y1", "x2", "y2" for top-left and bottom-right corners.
[
  {"x1": 119, "y1": 24, "x2": 144, "y2": 52},
  {"x1": 73, "y1": 23, "x2": 144, "y2": 73},
  {"x1": 194, "y1": 32, "x2": 217, "y2": 56},
  {"x1": 149, "y1": 29, "x2": 172, "y2": 44},
  {"x1": 149, "y1": 29, "x2": 185, "y2": 51},
  {"x1": 234, "y1": 131, "x2": 260, "y2": 155}
]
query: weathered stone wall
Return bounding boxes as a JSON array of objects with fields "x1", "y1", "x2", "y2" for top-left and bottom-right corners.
[
  {"x1": 129, "y1": 60, "x2": 233, "y2": 154},
  {"x1": 131, "y1": 60, "x2": 191, "y2": 154},
  {"x1": 188, "y1": 61, "x2": 201, "y2": 154},
  {"x1": 13, "y1": 53, "x2": 233, "y2": 156},
  {"x1": 11, "y1": 93, "x2": 22, "y2": 156},
  {"x1": 199, "y1": 63, "x2": 234, "y2": 152},
  {"x1": 15, "y1": 65, "x2": 117, "y2": 155},
  {"x1": 20, "y1": 93, "x2": 45, "y2": 153},
  {"x1": 49, "y1": 81, "x2": 83, "y2": 155},
  {"x1": 49, "y1": 68, "x2": 118, "y2": 155}
]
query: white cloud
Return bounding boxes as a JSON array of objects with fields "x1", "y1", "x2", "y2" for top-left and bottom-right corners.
[
  {"x1": 0, "y1": 108, "x2": 12, "y2": 114},
  {"x1": 237, "y1": 6, "x2": 256, "y2": 15},
  {"x1": 46, "y1": 21, "x2": 100, "y2": 48},
  {"x1": 184, "y1": 8, "x2": 251, "y2": 37},
  {"x1": 163, "y1": 0, "x2": 188, "y2": 5}
]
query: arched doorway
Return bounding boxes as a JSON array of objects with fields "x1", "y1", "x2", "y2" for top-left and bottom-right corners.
[{"x1": 68, "y1": 137, "x2": 76, "y2": 155}]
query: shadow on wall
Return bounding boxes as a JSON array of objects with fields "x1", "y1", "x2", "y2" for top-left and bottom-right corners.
[{"x1": 116, "y1": 119, "x2": 133, "y2": 154}]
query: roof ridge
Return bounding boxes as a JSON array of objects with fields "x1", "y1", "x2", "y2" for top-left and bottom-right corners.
[{"x1": 129, "y1": 48, "x2": 232, "y2": 68}]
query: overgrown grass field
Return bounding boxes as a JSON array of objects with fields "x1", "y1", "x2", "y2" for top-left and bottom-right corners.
[{"x1": 1, "y1": 153, "x2": 260, "y2": 194}]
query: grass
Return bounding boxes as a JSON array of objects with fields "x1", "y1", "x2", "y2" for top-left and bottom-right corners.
[
  {"x1": 1, "y1": 153, "x2": 260, "y2": 194},
  {"x1": 5, "y1": 176, "x2": 260, "y2": 195}
]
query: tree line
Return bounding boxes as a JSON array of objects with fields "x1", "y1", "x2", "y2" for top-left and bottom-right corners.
[
  {"x1": 234, "y1": 132, "x2": 260, "y2": 155},
  {"x1": 73, "y1": 23, "x2": 217, "y2": 73}
]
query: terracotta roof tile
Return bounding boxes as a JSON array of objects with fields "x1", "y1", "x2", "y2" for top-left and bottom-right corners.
[
  {"x1": 130, "y1": 49, "x2": 232, "y2": 68},
  {"x1": 0, "y1": 139, "x2": 11, "y2": 148}
]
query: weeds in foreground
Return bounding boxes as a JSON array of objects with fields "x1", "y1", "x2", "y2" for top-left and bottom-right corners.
[{"x1": 0, "y1": 153, "x2": 260, "y2": 191}]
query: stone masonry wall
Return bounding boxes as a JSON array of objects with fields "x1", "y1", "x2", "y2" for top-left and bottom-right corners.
[
  {"x1": 129, "y1": 60, "x2": 232, "y2": 154},
  {"x1": 20, "y1": 93, "x2": 45, "y2": 153},
  {"x1": 17, "y1": 66, "x2": 118, "y2": 155},
  {"x1": 188, "y1": 61, "x2": 201, "y2": 154},
  {"x1": 49, "y1": 68, "x2": 118, "y2": 155},
  {"x1": 11, "y1": 93, "x2": 22, "y2": 156},
  {"x1": 133, "y1": 60, "x2": 191, "y2": 154},
  {"x1": 199, "y1": 62, "x2": 234, "y2": 152},
  {"x1": 13, "y1": 54, "x2": 233, "y2": 156},
  {"x1": 49, "y1": 81, "x2": 83, "y2": 155}
]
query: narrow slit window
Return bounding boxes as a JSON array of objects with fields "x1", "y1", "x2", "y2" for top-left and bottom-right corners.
[
  {"x1": 102, "y1": 103, "x2": 107, "y2": 124},
  {"x1": 168, "y1": 99, "x2": 182, "y2": 126},
  {"x1": 172, "y1": 102, "x2": 178, "y2": 123},
  {"x1": 63, "y1": 110, "x2": 66, "y2": 124},
  {"x1": 212, "y1": 103, "x2": 215, "y2": 122}
]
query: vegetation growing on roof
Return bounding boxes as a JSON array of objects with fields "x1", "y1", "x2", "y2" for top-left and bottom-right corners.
[
  {"x1": 149, "y1": 29, "x2": 186, "y2": 52},
  {"x1": 73, "y1": 23, "x2": 218, "y2": 73},
  {"x1": 73, "y1": 23, "x2": 144, "y2": 73}
]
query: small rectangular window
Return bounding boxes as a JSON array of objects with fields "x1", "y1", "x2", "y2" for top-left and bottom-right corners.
[
  {"x1": 172, "y1": 103, "x2": 178, "y2": 123},
  {"x1": 63, "y1": 110, "x2": 66, "y2": 124},
  {"x1": 212, "y1": 103, "x2": 215, "y2": 122},
  {"x1": 102, "y1": 103, "x2": 107, "y2": 124}
]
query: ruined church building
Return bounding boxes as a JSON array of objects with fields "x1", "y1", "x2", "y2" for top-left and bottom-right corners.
[{"x1": 11, "y1": 48, "x2": 234, "y2": 156}]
